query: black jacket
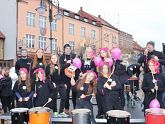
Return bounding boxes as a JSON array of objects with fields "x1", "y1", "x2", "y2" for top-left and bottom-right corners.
[
  {"x1": 0, "y1": 77, "x2": 13, "y2": 96},
  {"x1": 81, "y1": 59, "x2": 97, "y2": 74},
  {"x1": 138, "y1": 50, "x2": 165, "y2": 72},
  {"x1": 15, "y1": 58, "x2": 32, "y2": 75}
]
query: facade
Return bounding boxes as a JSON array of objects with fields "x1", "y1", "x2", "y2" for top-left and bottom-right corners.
[
  {"x1": 17, "y1": 1, "x2": 119, "y2": 58},
  {"x1": 0, "y1": 0, "x2": 17, "y2": 67},
  {"x1": 119, "y1": 30, "x2": 133, "y2": 54},
  {"x1": 132, "y1": 41, "x2": 144, "y2": 55}
]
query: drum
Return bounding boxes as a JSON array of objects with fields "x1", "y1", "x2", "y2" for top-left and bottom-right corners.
[
  {"x1": 64, "y1": 65, "x2": 76, "y2": 78},
  {"x1": 106, "y1": 110, "x2": 130, "y2": 124},
  {"x1": 145, "y1": 108, "x2": 165, "y2": 124},
  {"x1": 29, "y1": 107, "x2": 51, "y2": 124},
  {"x1": 72, "y1": 109, "x2": 91, "y2": 124},
  {"x1": 10, "y1": 108, "x2": 29, "y2": 124}
]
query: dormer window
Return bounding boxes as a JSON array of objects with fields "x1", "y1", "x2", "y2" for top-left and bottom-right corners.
[
  {"x1": 64, "y1": 11, "x2": 69, "y2": 16},
  {"x1": 84, "y1": 18, "x2": 88, "y2": 22},
  {"x1": 75, "y1": 15, "x2": 80, "y2": 19},
  {"x1": 92, "y1": 21, "x2": 96, "y2": 25}
]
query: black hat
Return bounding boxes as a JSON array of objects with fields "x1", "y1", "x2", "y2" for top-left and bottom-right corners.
[
  {"x1": 64, "y1": 44, "x2": 71, "y2": 50},
  {"x1": 147, "y1": 41, "x2": 155, "y2": 47}
]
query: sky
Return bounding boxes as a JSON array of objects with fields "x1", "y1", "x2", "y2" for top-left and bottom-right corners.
[{"x1": 58, "y1": 0, "x2": 165, "y2": 51}]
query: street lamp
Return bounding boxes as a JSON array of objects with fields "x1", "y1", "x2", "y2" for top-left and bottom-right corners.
[{"x1": 36, "y1": 0, "x2": 62, "y2": 54}]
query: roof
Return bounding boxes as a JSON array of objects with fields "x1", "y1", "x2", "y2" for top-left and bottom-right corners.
[{"x1": 0, "y1": 31, "x2": 5, "y2": 39}]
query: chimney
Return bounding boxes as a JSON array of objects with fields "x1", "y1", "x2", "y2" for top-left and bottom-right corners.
[
  {"x1": 80, "y1": 7, "x2": 83, "y2": 11},
  {"x1": 98, "y1": 15, "x2": 101, "y2": 18}
]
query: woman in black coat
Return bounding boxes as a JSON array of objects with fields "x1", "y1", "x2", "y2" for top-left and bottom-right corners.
[{"x1": 142, "y1": 58, "x2": 165, "y2": 110}]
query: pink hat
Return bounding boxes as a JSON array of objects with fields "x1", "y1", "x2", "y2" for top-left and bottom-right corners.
[
  {"x1": 19, "y1": 68, "x2": 28, "y2": 74},
  {"x1": 99, "y1": 47, "x2": 109, "y2": 52}
]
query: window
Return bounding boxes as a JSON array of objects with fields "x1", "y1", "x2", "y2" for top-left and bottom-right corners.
[
  {"x1": 51, "y1": 19, "x2": 57, "y2": 31},
  {"x1": 64, "y1": 11, "x2": 69, "y2": 16},
  {"x1": 112, "y1": 35, "x2": 117, "y2": 43},
  {"x1": 69, "y1": 41, "x2": 75, "y2": 52},
  {"x1": 104, "y1": 33, "x2": 109, "y2": 42},
  {"x1": 91, "y1": 30, "x2": 96, "y2": 39},
  {"x1": 39, "y1": 36, "x2": 46, "y2": 49},
  {"x1": 26, "y1": 34, "x2": 35, "y2": 48},
  {"x1": 92, "y1": 21, "x2": 96, "y2": 25},
  {"x1": 39, "y1": 15, "x2": 46, "y2": 28},
  {"x1": 80, "y1": 27, "x2": 85, "y2": 37},
  {"x1": 84, "y1": 18, "x2": 88, "y2": 22},
  {"x1": 26, "y1": 12, "x2": 35, "y2": 26},
  {"x1": 68, "y1": 23, "x2": 74, "y2": 35},
  {"x1": 51, "y1": 38, "x2": 57, "y2": 51},
  {"x1": 75, "y1": 15, "x2": 80, "y2": 19}
]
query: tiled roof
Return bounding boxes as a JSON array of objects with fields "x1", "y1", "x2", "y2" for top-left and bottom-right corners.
[{"x1": 0, "y1": 31, "x2": 5, "y2": 39}]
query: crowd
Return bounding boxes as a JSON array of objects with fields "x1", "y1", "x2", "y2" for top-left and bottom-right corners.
[{"x1": 0, "y1": 41, "x2": 165, "y2": 124}]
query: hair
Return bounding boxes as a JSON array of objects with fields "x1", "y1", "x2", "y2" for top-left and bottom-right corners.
[
  {"x1": 18, "y1": 72, "x2": 31, "y2": 92},
  {"x1": 35, "y1": 68, "x2": 46, "y2": 82},
  {"x1": 49, "y1": 54, "x2": 61, "y2": 75},
  {"x1": 32, "y1": 48, "x2": 47, "y2": 69},
  {"x1": 99, "y1": 63, "x2": 111, "y2": 78},
  {"x1": 77, "y1": 72, "x2": 97, "y2": 95},
  {"x1": 83, "y1": 47, "x2": 94, "y2": 60}
]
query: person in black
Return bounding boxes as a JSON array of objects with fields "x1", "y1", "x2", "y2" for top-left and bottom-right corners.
[
  {"x1": 32, "y1": 68, "x2": 53, "y2": 108},
  {"x1": 59, "y1": 44, "x2": 77, "y2": 113},
  {"x1": 13, "y1": 68, "x2": 33, "y2": 108},
  {"x1": 81, "y1": 47, "x2": 96, "y2": 74},
  {"x1": 138, "y1": 41, "x2": 165, "y2": 73},
  {"x1": 15, "y1": 49, "x2": 32, "y2": 75},
  {"x1": 31, "y1": 48, "x2": 47, "y2": 80},
  {"x1": 71, "y1": 71, "x2": 97, "y2": 124},
  {"x1": 97, "y1": 63, "x2": 122, "y2": 114},
  {"x1": 0, "y1": 67, "x2": 13, "y2": 113},
  {"x1": 142, "y1": 58, "x2": 165, "y2": 111},
  {"x1": 45, "y1": 54, "x2": 68, "y2": 117}
]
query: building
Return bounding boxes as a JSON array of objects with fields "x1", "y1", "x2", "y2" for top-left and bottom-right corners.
[
  {"x1": 132, "y1": 41, "x2": 144, "y2": 55},
  {"x1": 0, "y1": 0, "x2": 17, "y2": 67},
  {"x1": 119, "y1": 30, "x2": 133, "y2": 54},
  {"x1": 17, "y1": 0, "x2": 119, "y2": 58}
]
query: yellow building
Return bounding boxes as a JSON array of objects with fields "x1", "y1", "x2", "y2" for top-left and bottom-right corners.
[{"x1": 17, "y1": 0, "x2": 119, "y2": 57}]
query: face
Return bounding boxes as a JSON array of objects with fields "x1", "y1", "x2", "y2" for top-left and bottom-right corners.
[
  {"x1": 65, "y1": 47, "x2": 71, "y2": 55},
  {"x1": 37, "y1": 49, "x2": 43, "y2": 59},
  {"x1": 148, "y1": 62, "x2": 155, "y2": 73},
  {"x1": 86, "y1": 48, "x2": 92, "y2": 59},
  {"x1": 51, "y1": 55, "x2": 58, "y2": 64},
  {"x1": 20, "y1": 71, "x2": 27, "y2": 80},
  {"x1": 21, "y1": 50, "x2": 28, "y2": 57},
  {"x1": 102, "y1": 65, "x2": 109, "y2": 75},
  {"x1": 86, "y1": 72, "x2": 95, "y2": 83},
  {"x1": 4, "y1": 69, "x2": 10, "y2": 76},
  {"x1": 37, "y1": 71, "x2": 43, "y2": 80},
  {"x1": 100, "y1": 50, "x2": 107, "y2": 58},
  {"x1": 146, "y1": 44, "x2": 154, "y2": 52}
]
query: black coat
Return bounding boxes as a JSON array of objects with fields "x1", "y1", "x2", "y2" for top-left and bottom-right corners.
[
  {"x1": 138, "y1": 50, "x2": 165, "y2": 73},
  {"x1": 81, "y1": 59, "x2": 97, "y2": 74},
  {"x1": 142, "y1": 73, "x2": 165, "y2": 109},
  {"x1": 0, "y1": 77, "x2": 13, "y2": 96}
]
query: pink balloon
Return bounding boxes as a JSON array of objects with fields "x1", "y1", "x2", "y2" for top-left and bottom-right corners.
[
  {"x1": 149, "y1": 99, "x2": 160, "y2": 108},
  {"x1": 98, "y1": 60, "x2": 104, "y2": 67},
  {"x1": 73, "y1": 58, "x2": 82, "y2": 69},
  {"x1": 94, "y1": 57, "x2": 102, "y2": 67},
  {"x1": 105, "y1": 58, "x2": 113, "y2": 67},
  {"x1": 111, "y1": 48, "x2": 122, "y2": 60}
]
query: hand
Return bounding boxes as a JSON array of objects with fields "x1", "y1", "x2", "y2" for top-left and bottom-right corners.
[
  {"x1": 153, "y1": 56, "x2": 159, "y2": 61},
  {"x1": 104, "y1": 82, "x2": 111, "y2": 89},
  {"x1": 110, "y1": 81, "x2": 116, "y2": 87},
  {"x1": 80, "y1": 94, "x2": 86, "y2": 99},
  {"x1": 151, "y1": 88, "x2": 155, "y2": 93},
  {"x1": 48, "y1": 98, "x2": 52, "y2": 102},
  {"x1": 24, "y1": 97, "x2": 29, "y2": 101},
  {"x1": 70, "y1": 77, "x2": 76, "y2": 86},
  {"x1": 67, "y1": 60, "x2": 71, "y2": 64},
  {"x1": 65, "y1": 84, "x2": 67, "y2": 89},
  {"x1": 19, "y1": 97, "x2": 23, "y2": 102},
  {"x1": 144, "y1": 48, "x2": 149, "y2": 56},
  {"x1": 33, "y1": 93, "x2": 37, "y2": 98},
  {"x1": 155, "y1": 85, "x2": 158, "y2": 91}
]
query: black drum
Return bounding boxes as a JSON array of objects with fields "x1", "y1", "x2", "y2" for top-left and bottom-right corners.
[
  {"x1": 72, "y1": 109, "x2": 91, "y2": 124},
  {"x1": 106, "y1": 110, "x2": 130, "y2": 124},
  {"x1": 11, "y1": 108, "x2": 29, "y2": 124}
]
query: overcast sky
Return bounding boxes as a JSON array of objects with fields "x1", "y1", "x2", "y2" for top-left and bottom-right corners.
[{"x1": 58, "y1": 0, "x2": 165, "y2": 51}]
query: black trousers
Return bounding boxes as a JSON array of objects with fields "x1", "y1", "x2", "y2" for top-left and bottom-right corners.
[
  {"x1": 52, "y1": 84, "x2": 66, "y2": 113},
  {"x1": 65, "y1": 81, "x2": 77, "y2": 109},
  {"x1": 96, "y1": 93, "x2": 104, "y2": 116},
  {"x1": 1, "y1": 96, "x2": 12, "y2": 113},
  {"x1": 17, "y1": 100, "x2": 32, "y2": 108}
]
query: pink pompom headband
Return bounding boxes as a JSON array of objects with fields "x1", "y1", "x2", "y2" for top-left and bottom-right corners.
[
  {"x1": 19, "y1": 68, "x2": 28, "y2": 74},
  {"x1": 33, "y1": 68, "x2": 45, "y2": 82},
  {"x1": 99, "y1": 47, "x2": 109, "y2": 52}
]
